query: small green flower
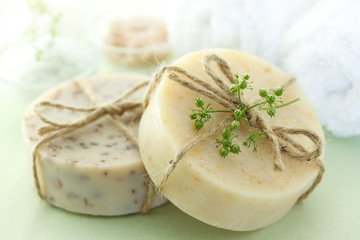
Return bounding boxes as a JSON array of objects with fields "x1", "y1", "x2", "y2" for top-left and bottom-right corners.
[
  {"x1": 231, "y1": 120, "x2": 240, "y2": 130},
  {"x1": 223, "y1": 138, "x2": 232, "y2": 147},
  {"x1": 222, "y1": 128, "x2": 231, "y2": 139},
  {"x1": 190, "y1": 72, "x2": 298, "y2": 158},
  {"x1": 274, "y1": 87, "x2": 284, "y2": 96},
  {"x1": 267, "y1": 105, "x2": 276, "y2": 117},
  {"x1": 195, "y1": 97, "x2": 204, "y2": 107},
  {"x1": 195, "y1": 120, "x2": 204, "y2": 130},
  {"x1": 229, "y1": 84, "x2": 240, "y2": 93},
  {"x1": 219, "y1": 147, "x2": 229, "y2": 157},
  {"x1": 239, "y1": 80, "x2": 248, "y2": 89},
  {"x1": 189, "y1": 112, "x2": 197, "y2": 120},
  {"x1": 234, "y1": 109, "x2": 242, "y2": 119},
  {"x1": 266, "y1": 95, "x2": 275, "y2": 104},
  {"x1": 199, "y1": 109, "x2": 207, "y2": 118},
  {"x1": 230, "y1": 144, "x2": 241, "y2": 154},
  {"x1": 259, "y1": 88, "x2": 268, "y2": 97}
]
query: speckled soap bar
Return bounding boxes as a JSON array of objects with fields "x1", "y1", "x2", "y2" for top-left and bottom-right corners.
[{"x1": 23, "y1": 75, "x2": 166, "y2": 216}]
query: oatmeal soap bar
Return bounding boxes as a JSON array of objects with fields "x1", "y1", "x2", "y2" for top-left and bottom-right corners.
[
  {"x1": 139, "y1": 49, "x2": 325, "y2": 230},
  {"x1": 23, "y1": 75, "x2": 166, "y2": 215}
]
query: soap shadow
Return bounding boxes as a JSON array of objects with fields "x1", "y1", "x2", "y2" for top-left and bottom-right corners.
[{"x1": 55, "y1": 202, "x2": 258, "y2": 240}]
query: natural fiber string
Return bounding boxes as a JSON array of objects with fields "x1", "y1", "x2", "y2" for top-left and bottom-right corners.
[
  {"x1": 144, "y1": 54, "x2": 324, "y2": 204},
  {"x1": 73, "y1": 79, "x2": 156, "y2": 213},
  {"x1": 32, "y1": 78, "x2": 156, "y2": 213}
]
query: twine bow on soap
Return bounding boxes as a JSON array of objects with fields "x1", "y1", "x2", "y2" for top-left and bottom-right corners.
[
  {"x1": 144, "y1": 54, "x2": 325, "y2": 203},
  {"x1": 32, "y1": 78, "x2": 155, "y2": 213}
]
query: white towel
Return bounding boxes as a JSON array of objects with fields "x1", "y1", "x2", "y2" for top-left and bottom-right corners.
[
  {"x1": 279, "y1": 0, "x2": 360, "y2": 137},
  {"x1": 166, "y1": 0, "x2": 314, "y2": 63},
  {"x1": 166, "y1": 0, "x2": 360, "y2": 137}
]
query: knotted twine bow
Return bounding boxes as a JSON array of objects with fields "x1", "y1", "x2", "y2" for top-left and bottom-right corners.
[
  {"x1": 143, "y1": 54, "x2": 325, "y2": 203},
  {"x1": 32, "y1": 78, "x2": 155, "y2": 213}
]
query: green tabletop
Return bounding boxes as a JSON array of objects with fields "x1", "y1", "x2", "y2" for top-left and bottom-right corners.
[{"x1": 1, "y1": 57, "x2": 360, "y2": 240}]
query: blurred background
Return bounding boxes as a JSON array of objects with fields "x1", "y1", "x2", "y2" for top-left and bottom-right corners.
[{"x1": 1, "y1": 0, "x2": 359, "y2": 137}]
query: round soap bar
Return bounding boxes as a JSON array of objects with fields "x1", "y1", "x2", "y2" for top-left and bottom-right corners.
[
  {"x1": 138, "y1": 49, "x2": 325, "y2": 230},
  {"x1": 23, "y1": 75, "x2": 166, "y2": 216}
]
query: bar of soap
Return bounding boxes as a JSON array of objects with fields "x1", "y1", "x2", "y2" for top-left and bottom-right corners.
[
  {"x1": 138, "y1": 49, "x2": 325, "y2": 230},
  {"x1": 23, "y1": 75, "x2": 166, "y2": 216}
]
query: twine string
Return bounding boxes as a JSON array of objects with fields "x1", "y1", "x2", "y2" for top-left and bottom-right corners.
[
  {"x1": 32, "y1": 78, "x2": 155, "y2": 213},
  {"x1": 144, "y1": 54, "x2": 324, "y2": 203}
]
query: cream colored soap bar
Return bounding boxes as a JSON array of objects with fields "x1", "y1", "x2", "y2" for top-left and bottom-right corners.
[
  {"x1": 23, "y1": 75, "x2": 166, "y2": 215},
  {"x1": 139, "y1": 49, "x2": 325, "y2": 230}
]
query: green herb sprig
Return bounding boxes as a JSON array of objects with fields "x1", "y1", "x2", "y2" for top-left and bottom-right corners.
[{"x1": 190, "y1": 73, "x2": 299, "y2": 157}]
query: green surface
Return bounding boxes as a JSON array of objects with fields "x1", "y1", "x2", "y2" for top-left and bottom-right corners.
[{"x1": 1, "y1": 69, "x2": 360, "y2": 240}]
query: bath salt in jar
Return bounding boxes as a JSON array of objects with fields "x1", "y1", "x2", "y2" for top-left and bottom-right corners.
[{"x1": 91, "y1": 16, "x2": 172, "y2": 67}]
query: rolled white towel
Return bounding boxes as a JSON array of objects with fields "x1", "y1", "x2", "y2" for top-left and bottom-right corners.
[
  {"x1": 166, "y1": 0, "x2": 315, "y2": 63},
  {"x1": 279, "y1": 0, "x2": 360, "y2": 137}
]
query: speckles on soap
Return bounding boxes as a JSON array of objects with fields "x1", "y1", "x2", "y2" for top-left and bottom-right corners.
[
  {"x1": 49, "y1": 143, "x2": 62, "y2": 151},
  {"x1": 67, "y1": 160, "x2": 78, "y2": 166},
  {"x1": 55, "y1": 178, "x2": 63, "y2": 188},
  {"x1": 264, "y1": 67, "x2": 271, "y2": 73},
  {"x1": 131, "y1": 189, "x2": 136, "y2": 194},
  {"x1": 79, "y1": 142, "x2": 89, "y2": 149},
  {"x1": 64, "y1": 136, "x2": 76, "y2": 142},
  {"x1": 22, "y1": 77, "x2": 156, "y2": 215},
  {"x1": 94, "y1": 128, "x2": 104, "y2": 135},
  {"x1": 160, "y1": 113, "x2": 168, "y2": 124},
  {"x1": 48, "y1": 196, "x2": 55, "y2": 202},
  {"x1": 84, "y1": 198, "x2": 93, "y2": 207},
  {"x1": 29, "y1": 136, "x2": 39, "y2": 142},
  {"x1": 194, "y1": 177, "x2": 200, "y2": 182},
  {"x1": 49, "y1": 152, "x2": 57, "y2": 157},
  {"x1": 67, "y1": 192, "x2": 78, "y2": 199},
  {"x1": 216, "y1": 165, "x2": 222, "y2": 170}
]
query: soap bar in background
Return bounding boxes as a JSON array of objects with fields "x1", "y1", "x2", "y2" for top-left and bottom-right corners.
[
  {"x1": 139, "y1": 49, "x2": 325, "y2": 231},
  {"x1": 23, "y1": 75, "x2": 166, "y2": 216}
]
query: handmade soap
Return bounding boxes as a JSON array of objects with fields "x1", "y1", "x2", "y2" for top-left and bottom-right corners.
[
  {"x1": 139, "y1": 49, "x2": 325, "y2": 230},
  {"x1": 23, "y1": 75, "x2": 166, "y2": 215}
]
